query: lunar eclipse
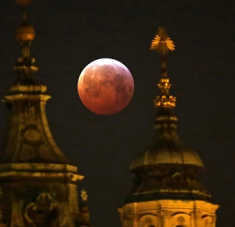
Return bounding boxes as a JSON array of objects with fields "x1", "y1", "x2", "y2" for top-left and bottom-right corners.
[{"x1": 78, "y1": 58, "x2": 134, "y2": 115}]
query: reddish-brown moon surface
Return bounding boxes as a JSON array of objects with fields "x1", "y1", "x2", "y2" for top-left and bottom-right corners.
[{"x1": 78, "y1": 58, "x2": 134, "y2": 115}]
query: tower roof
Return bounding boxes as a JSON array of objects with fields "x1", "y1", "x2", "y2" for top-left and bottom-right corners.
[
  {"x1": 130, "y1": 27, "x2": 203, "y2": 171},
  {"x1": 126, "y1": 27, "x2": 209, "y2": 202},
  {"x1": 0, "y1": 8, "x2": 69, "y2": 164}
]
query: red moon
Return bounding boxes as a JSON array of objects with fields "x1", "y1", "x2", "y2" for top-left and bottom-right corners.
[{"x1": 78, "y1": 58, "x2": 134, "y2": 115}]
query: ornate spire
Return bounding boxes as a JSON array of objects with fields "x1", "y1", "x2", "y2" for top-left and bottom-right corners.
[
  {"x1": 127, "y1": 27, "x2": 207, "y2": 203},
  {"x1": 151, "y1": 26, "x2": 176, "y2": 109},
  {"x1": 0, "y1": 3, "x2": 85, "y2": 227},
  {"x1": 119, "y1": 27, "x2": 218, "y2": 227},
  {"x1": 0, "y1": 1, "x2": 69, "y2": 164},
  {"x1": 14, "y1": 8, "x2": 38, "y2": 77}
]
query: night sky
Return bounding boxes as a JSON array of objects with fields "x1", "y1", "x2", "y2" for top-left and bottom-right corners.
[{"x1": 0, "y1": 1, "x2": 235, "y2": 226}]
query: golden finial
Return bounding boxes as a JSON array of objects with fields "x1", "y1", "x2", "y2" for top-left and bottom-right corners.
[
  {"x1": 150, "y1": 26, "x2": 175, "y2": 55},
  {"x1": 15, "y1": 0, "x2": 33, "y2": 6},
  {"x1": 81, "y1": 189, "x2": 88, "y2": 202},
  {"x1": 151, "y1": 27, "x2": 176, "y2": 108},
  {"x1": 16, "y1": 20, "x2": 35, "y2": 43},
  {"x1": 15, "y1": 1, "x2": 35, "y2": 44}
]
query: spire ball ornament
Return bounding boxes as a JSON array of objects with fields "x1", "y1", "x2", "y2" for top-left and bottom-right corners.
[
  {"x1": 16, "y1": 14, "x2": 35, "y2": 43},
  {"x1": 15, "y1": 0, "x2": 35, "y2": 43},
  {"x1": 14, "y1": 4, "x2": 38, "y2": 74}
]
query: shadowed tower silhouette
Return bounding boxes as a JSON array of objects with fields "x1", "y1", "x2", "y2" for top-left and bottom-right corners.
[{"x1": 0, "y1": 1, "x2": 91, "y2": 226}]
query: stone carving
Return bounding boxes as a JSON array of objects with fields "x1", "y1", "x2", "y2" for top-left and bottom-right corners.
[
  {"x1": 140, "y1": 215, "x2": 158, "y2": 227},
  {"x1": 24, "y1": 193, "x2": 60, "y2": 227},
  {"x1": 177, "y1": 216, "x2": 185, "y2": 224},
  {"x1": 122, "y1": 219, "x2": 131, "y2": 227},
  {"x1": 203, "y1": 215, "x2": 213, "y2": 226},
  {"x1": 20, "y1": 124, "x2": 43, "y2": 162},
  {"x1": 22, "y1": 125, "x2": 41, "y2": 145}
]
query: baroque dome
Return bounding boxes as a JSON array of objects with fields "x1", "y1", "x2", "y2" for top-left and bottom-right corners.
[
  {"x1": 125, "y1": 27, "x2": 210, "y2": 202},
  {"x1": 130, "y1": 129, "x2": 204, "y2": 172}
]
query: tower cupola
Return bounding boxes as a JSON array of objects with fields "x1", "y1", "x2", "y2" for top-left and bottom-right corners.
[
  {"x1": 119, "y1": 27, "x2": 218, "y2": 227},
  {"x1": 127, "y1": 27, "x2": 209, "y2": 203}
]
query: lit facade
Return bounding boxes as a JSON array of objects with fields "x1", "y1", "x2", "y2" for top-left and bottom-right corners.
[{"x1": 119, "y1": 200, "x2": 217, "y2": 227}]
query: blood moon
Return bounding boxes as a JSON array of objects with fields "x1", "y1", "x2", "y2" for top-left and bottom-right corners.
[{"x1": 78, "y1": 58, "x2": 134, "y2": 115}]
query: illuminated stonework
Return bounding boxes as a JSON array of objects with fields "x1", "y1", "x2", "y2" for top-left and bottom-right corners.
[{"x1": 119, "y1": 200, "x2": 218, "y2": 227}]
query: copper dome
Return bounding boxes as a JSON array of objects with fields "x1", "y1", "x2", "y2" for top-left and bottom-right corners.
[{"x1": 130, "y1": 138, "x2": 204, "y2": 171}]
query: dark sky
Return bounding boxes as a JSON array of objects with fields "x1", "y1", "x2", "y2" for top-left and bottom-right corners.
[{"x1": 0, "y1": 1, "x2": 235, "y2": 226}]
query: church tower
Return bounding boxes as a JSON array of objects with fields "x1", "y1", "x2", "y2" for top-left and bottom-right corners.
[
  {"x1": 118, "y1": 27, "x2": 218, "y2": 227},
  {"x1": 0, "y1": 1, "x2": 88, "y2": 226}
]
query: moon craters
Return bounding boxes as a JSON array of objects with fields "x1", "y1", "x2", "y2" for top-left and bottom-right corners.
[{"x1": 78, "y1": 58, "x2": 134, "y2": 115}]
